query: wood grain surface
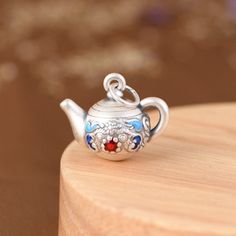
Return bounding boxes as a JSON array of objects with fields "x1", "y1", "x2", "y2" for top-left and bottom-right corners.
[{"x1": 59, "y1": 103, "x2": 236, "y2": 236}]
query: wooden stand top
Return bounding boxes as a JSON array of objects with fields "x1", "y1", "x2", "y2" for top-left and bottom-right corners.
[{"x1": 60, "y1": 103, "x2": 236, "y2": 236}]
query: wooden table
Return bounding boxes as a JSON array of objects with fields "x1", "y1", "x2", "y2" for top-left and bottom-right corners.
[{"x1": 59, "y1": 103, "x2": 236, "y2": 236}]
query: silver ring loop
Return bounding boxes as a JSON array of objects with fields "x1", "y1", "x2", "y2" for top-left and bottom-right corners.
[
  {"x1": 103, "y1": 73, "x2": 126, "y2": 92},
  {"x1": 109, "y1": 83, "x2": 140, "y2": 107}
]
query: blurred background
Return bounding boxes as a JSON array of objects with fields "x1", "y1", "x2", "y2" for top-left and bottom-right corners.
[{"x1": 0, "y1": 0, "x2": 236, "y2": 235}]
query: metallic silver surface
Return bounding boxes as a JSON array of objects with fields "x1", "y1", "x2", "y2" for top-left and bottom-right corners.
[
  {"x1": 88, "y1": 99, "x2": 142, "y2": 118},
  {"x1": 60, "y1": 73, "x2": 169, "y2": 161},
  {"x1": 140, "y1": 97, "x2": 169, "y2": 140},
  {"x1": 108, "y1": 83, "x2": 140, "y2": 107},
  {"x1": 60, "y1": 99, "x2": 86, "y2": 141},
  {"x1": 103, "y1": 73, "x2": 126, "y2": 91}
]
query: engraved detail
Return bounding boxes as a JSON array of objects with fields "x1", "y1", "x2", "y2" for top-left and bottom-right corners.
[{"x1": 85, "y1": 115, "x2": 150, "y2": 153}]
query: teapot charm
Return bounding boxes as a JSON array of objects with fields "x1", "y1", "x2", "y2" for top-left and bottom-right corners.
[{"x1": 60, "y1": 73, "x2": 169, "y2": 161}]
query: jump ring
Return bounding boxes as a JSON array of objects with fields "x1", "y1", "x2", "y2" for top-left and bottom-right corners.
[
  {"x1": 109, "y1": 83, "x2": 140, "y2": 107},
  {"x1": 103, "y1": 73, "x2": 126, "y2": 92}
]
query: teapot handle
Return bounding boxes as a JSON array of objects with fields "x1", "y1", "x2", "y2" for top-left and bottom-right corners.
[{"x1": 140, "y1": 97, "x2": 169, "y2": 140}]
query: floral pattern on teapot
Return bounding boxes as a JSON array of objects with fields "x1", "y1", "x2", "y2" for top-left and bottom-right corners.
[{"x1": 85, "y1": 115, "x2": 151, "y2": 153}]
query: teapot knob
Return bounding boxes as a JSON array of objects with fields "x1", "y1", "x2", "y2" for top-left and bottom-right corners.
[
  {"x1": 140, "y1": 97, "x2": 169, "y2": 140},
  {"x1": 103, "y1": 73, "x2": 140, "y2": 107}
]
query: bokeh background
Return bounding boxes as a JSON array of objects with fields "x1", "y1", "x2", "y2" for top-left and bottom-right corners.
[{"x1": 0, "y1": 0, "x2": 236, "y2": 235}]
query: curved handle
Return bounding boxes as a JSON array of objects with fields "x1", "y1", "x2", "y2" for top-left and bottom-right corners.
[{"x1": 140, "y1": 97, "x2": 169, "y2": 140}]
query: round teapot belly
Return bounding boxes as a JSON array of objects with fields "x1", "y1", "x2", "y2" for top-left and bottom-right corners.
[{"x1": 84, "y1": 114, "x2": 151, "y2": 160}]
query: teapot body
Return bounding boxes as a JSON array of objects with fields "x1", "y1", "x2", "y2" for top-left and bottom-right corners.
[
  {"x1": 60, "y1": 73, "x2": 169, "y2": 161},
  {"x1": 84, "y1": 99, "x2": 151, "y2": 160}
]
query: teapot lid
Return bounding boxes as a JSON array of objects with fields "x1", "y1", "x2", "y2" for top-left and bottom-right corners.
[
  {"x1": 88, "y1": 98, "x2": 142, "y2": 118},
  {"x1": 88, "y1": 73, "x2": 142, "y2": 118}
]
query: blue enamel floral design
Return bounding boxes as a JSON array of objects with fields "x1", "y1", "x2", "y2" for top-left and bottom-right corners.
[
  {"x1": 86, "y1": 135, "x2": 93, "y2": 144},
  {"x1": 126, "y1": 120, "x2": 143, "y2": 132},
  {"x1": 133, "y1": 135, "x2": 142, "y2": 150},
  {"x1": 86, "y1": 134, "x2": 95, "y2": 150},
  {"x1": 85, "y1": 121, "x2": 100, "y2": 133}
]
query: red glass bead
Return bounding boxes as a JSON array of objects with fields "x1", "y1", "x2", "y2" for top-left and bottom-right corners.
[{"x1": 105, "y1": 140, "x2": 117, "y2": 152}]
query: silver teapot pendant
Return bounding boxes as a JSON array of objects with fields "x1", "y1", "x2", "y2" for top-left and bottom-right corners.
[{"x1": 60, "y1": 73, "x2": 169, "y2": 161}]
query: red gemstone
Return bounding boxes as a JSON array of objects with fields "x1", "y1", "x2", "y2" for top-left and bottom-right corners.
[{"x1": 105, "y1": 140, "x2": 117, "y2": 152}]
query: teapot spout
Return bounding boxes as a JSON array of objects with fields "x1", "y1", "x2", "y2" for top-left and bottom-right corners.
[{"x1": 60, "y1": 99, "x2": 86, "y2": 141}]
